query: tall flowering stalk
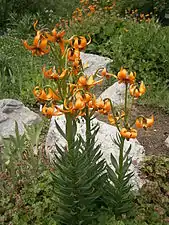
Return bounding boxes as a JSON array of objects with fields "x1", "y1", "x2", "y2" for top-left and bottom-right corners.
[
  {"x1": 101, "y1": 67, "x2": 154, "y2": 217},
  {"x1": 23, "y1": 22, "x2": 110, "y2": 224},
  {"x1": 23, "y1": 21, "x2": 113, "y2": 149}
]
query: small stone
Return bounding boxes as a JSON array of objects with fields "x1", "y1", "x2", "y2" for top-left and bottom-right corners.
[{"x1": 165, "y1": 136, "x2": 169, "y2": 148}]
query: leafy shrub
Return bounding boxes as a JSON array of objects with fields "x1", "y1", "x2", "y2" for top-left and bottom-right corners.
[
  {"x1": 115, "y1": 0, "x2": 168, "y2": 16},
  {"x1": 52, "y1": 123, "x2": 106, "y2": 225},
  {"x1": 0, "y1": 0, "x2": 80, "y2": 32},
  {"x1": 67, "y1": 12, "x2": 169, "y2": 83},
  {"x1": 67, "y1": 12, "x2": 169, "y2": 109}
]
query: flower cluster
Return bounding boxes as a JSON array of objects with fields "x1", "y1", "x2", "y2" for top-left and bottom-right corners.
[
  {"x1": 71, "y1": 0, "x2": 116, "y2": 23},
  {"x1": 23, "y1": 21, "x2": 154, "y2": 140},
  {"x1": 101, "y1": 67, "x2": 154, "y2": 140},
  {"x1": 23, "y1": 22, "x2": 112, "y2": 120},
  {"x1": 125, "y1": 9, "x2": 152, "y2": 23}
]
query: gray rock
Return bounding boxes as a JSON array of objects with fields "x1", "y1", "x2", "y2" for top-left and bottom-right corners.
[
  {"x1": 80, "y1": 52, "x2": 112, "y2": 76},
  {"x1": 0, "y1": 113, "x2": 8, "y2": 123},
  {"x1": 0, "y1": 99, "x2": 23, "y2": 113},
  {"x1": 99, "y1": 82, "x2": 125, "y2": 106},
  {"x1": 165, "y1": 136, "x2": 169, "y2": 148},
  {"x1": 80, "y1": 52, "x2": 113, "y2": 96},
  {"x1": 46, "y1": 115, "x2": 145, "y2": 190},
  {"x1": 0, "y1": 99, "x2": 41, "y2": 140}
]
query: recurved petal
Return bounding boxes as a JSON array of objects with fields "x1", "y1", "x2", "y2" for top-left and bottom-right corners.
[
  {"x1": 39, "y1": 38, "x2": 48, "y2": 49},
  {"x1": 139, "y1": 81, "x2": 146, "y2": 94},
  {"x1": 146, "y1": 115, "x2": 154, "y2": 127},
  {"x1": 118, "y1": 68, "x2": 127, "y2": 80},
  {"x1": 59, "y1": 69, "x2": 67, "y2": 79},
  {"x1": 23, "y1": 40, "x2": 35, "y2": 50},
  {"x1": 33, "y1": 31, "x2": 41, "y2": 46},
  {"x1": 42, "y1": 47, "x2": 50, "y2": 54},
  {"x1": 108, "y1": 114, "x2": 116, "y2": 125},
  {"x1": 135, "y1": 118, "x2": 143, "y2": 128}
]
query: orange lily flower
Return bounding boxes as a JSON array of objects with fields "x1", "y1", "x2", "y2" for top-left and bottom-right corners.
[
  {"x1": 74, "y1": 98, "x2": 86, "y2": 110},
  {"x1": 46, "y1": 28, "x2": 65, "y2": 42},
  {"x1": 68, "y1": 48, "x2": 80, "y2": 61},
  {"x1": 33, "y1": 87, "x2": 47, "y2": 101},
  {"x1": 33, "y1": 86, "x2": 60, "y2": 101},
  {"x1": 71, "y1": 36, "x2": 91, "y2": 50},
  {"x1": 101, "y1": 68, "x2": 116, "y2": 79},
  {"x1": 45, "y1": 29, "x2": 66, "y2": 53},
  {"x1": 88, "y1": 5, "x2": 96, "y2": 13},
  {"x1": 117, "y1": 68, "x2": 136, "y2": 84},
  {"x1": 103, "y1": 100, "x2": 111, "y2": 114},
  {"x1": 42, "y1": 66, "x2": 67, "y2": 80},
  {"x1": 42, "y1": 104, "x2": 61, "y2": 118},
  {"x1": 23, "y1": 31, "x2": 50, "y2": 56},
  {"x1": 108, "y1": 111, "x2": 125, "y2": 125},
  {"x1": 129, "y1": 81, "x2": 146, "y2": 98},
  {"x1": 120, "y1": 127, "x2": 137, "y2": 139},
  {"x1": 78, "y1": 75, "x2": 103, "y2": 90},
  {"x1": 84, "y1": 93, "x2": 92, "y2": 103},
  {"x1": 94, "y1": 98, "x2": 105, "y2": 108},
  {"x1": 63, "y1": 97, "x2": 85, "y2": 115},
  {"x1": 87, "y1": 98, "x2": 111, "y2": 114},
  {"x1": 135, "y1": 115, "x2": 154, "y2": 129}
]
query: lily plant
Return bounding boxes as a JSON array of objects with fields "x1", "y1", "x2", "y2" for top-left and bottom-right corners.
[{"x1": 23, "y1": 21, "x2": 154, "y2": 220}]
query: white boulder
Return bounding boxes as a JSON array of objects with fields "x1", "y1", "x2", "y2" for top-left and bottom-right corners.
[
  {"x1": 80, "y1": 52, "x2": 112, "y2": 76},
  {"x1": 45, "y1": 115, "x2": 145, "y2": 190},
  {"x1": 99, "y1": 82, "x2": 125, "y2": 106}
]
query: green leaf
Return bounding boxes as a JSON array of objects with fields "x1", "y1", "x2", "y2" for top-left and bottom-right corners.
[
  {"x1": 110, "y1": 153, "x2": 119, "y2": 170},
  {"x1": 54, "y1": 119, "x2": 66, "y2": 140}
]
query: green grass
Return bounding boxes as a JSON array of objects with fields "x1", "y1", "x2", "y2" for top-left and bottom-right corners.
[{"x1": 0, "y1": 35, "x2": 47, "y2": 105}]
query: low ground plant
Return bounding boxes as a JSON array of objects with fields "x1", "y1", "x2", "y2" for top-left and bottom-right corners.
[{"x1": 0, "y1": 122, "x2": 56, "y2": 224}]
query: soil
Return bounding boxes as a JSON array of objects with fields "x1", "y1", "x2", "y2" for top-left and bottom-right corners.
[
  {"x1": 132, "y1": 104, "x2": 169, "y2": 156},
  {"x1": 97, "y1": 104, "x2": 169, "y2": 157}
]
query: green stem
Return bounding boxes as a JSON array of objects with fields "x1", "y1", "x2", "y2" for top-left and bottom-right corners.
[
  {"x1": 65, "y1": 113, "x2": 74, "y2": 151},
  {"x1": 105, "y1": 98, "x2": 120, "y2": 132},
  {"x1": 118, "y1": 84, "x2": 128, "y2": 179},
  {"x1": 124, "y1": 83, "x2": 128, "y2": 127},
  {"x1": 50, "y1": 44, "x2": 60, "y2": 62},
  {"x1": 85, "y1": 107, "x2": 91, "y2": 150},
  {"x1": 119, "y1": 137, "x2": 125, "y2": 180},
  {"x1": 118, "y1": 84, "x2": 128, "y2": 180}
]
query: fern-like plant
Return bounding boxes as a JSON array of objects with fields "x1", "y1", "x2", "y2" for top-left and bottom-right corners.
[
  {"x1": 52, "y1": 122, "x2": 106, "y2": 225},
  {"x1": 104, "y1": 133, "x2": 134, "y2": 218}
]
